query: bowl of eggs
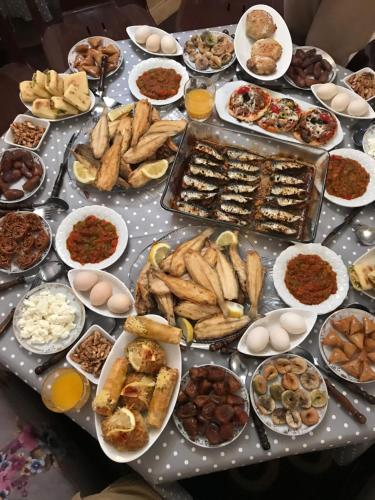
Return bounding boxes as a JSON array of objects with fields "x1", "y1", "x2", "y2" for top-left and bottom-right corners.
[
  {"x1": 68, "y1": 269, "x2": 135, "y2": 319},
  {"x1": 126, "y1": 25, "x2": 183, "y2": 57},
  {"x1": 237, "y1": 308, "x2": 317, "y2": 357},
  {"x1": 311, "y1": 83, "x2": 375, "y2": 120}
]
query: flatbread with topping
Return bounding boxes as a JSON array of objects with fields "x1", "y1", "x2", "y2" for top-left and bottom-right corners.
[{"x1": 227, "y1": 84, "x2": 271, "y2": 122}]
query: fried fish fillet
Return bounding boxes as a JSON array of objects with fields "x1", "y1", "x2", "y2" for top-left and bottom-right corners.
[
  {"x1": 149, "y1": 273, "x2": 175, "y2": 326},
  {"x1": 246, "y1": 250, "x2": 264, "y2": 319},
  {"x1": 169, "y1": 228, "x2": 214, "y2": 277},
  {"x1": 119, "y1": 159, "x2": 133, "y2": 181},
  {"x1": 194, "y1": 314, "x2": 250, "y2": 340},
  {"x1": 127, "y1": 164, "x2": 150, "y2": 188},
  {"x1": 91, "y1": 110, "x2": 109, "y2": 159},
  {"x1": 123, "y1": 132, "x2": 169, "y2": 164},
  {"x1": 117, "y1": 115, "x2": 132, "y2": 154},
  {"x1": 201, "y1": 244, "x2": 217, "y2": 268},
  {"x1": 144, "y1": 119, "x2": 187, "y2": 137},
  {"x1": 95, "y1": 132, "x2": 122, "y2": 191},
  {"x1": 229, "y1": 237, "x2": 247, "y2": 294},
  {"x1": 174, "y1": 301, "x2": 220, "y2": 321},
  {"x1": 154, "y1": 271, "x2": 217, "y2": 305},
  {"x1": 131, "y1": 99, "x2": 152, "y2": 146},
  {"x1": 216, "y1": 247, "x2": 239, "y2": 301},
  {"x1": 151, "y1": 106, "x2": 160, "y2": 123},
  {"x1": 134, "y1": 261, "x2": 154, "y2": 314}
]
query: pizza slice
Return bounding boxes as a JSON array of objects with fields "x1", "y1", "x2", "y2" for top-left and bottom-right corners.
[
  {"x1": 294, "y1": 108, "x2": 337, "y2": 146},
  {"x1": 257, "y1": 97, "x2": 302, "y2": 133},
  {"x1": 228, "y1": 84, "x2": 271, "y2": 122}
]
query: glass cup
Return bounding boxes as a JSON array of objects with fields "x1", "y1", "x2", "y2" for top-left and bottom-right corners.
[
  {"x1": 184, "y1": 76, "x2": 216, "y2": 122},
  {"x1": 41, "y1": 367, "x2": 91, "y2": 413}
]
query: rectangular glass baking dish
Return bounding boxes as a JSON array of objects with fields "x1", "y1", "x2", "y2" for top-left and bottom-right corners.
[{"x1": 160, "y1": 121, "x2": 329, "y2": 243}]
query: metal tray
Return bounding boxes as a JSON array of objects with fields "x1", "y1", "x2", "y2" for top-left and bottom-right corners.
[{"x1": 160, "y1": 121, "x2": 329, "y2": 243}]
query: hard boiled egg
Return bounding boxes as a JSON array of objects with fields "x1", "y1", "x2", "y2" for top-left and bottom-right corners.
[
  {"x1": 331, "y1": 93, "x2": 350, "y2": 112},
  {"x1": 161, "y1": 34, "x2": 176, "y2": 54},
  {"x1": 316, "y1": 83, "x2": 337, "y2": 101},
  {"x1": 347, "y1": 99, "x2": 368, "y2": 117},
  {"x1": 146, "y1": 34, "x2": 161, "y2": 53},
  {"x1": 90, "y1": 281, "x2": 112, "y2": 307},
  {"x1": 107, "y1": 294, "x2": 132, "y2": 314},
  {"x1": 135, "y1": 25, "x2": 152, "y2": 44},
  {"x1": 269, "y1": 325, "x2": 290, "y2": 352},
  {"x1": 246, "y1": 326, "x2": 269, "y2": 353},
  {"x1": 74, "y1": 271, "x2": 98, "y2": 292},
  {"x1": 279, "y1": 312, "x2": 306, "y2": 335}
]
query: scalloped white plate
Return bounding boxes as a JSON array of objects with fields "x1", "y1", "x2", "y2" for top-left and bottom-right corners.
[
  {"x1": 273, "y1": 243, "x2": 349, "y2": 315},
  {"x1": 128, "y1": 58, "x2": 189, "y2": 106},
  {"x1": 55, "y1": 205, "x2": 128, "y2": 270},
  {"x1": 126, "y1": 26, "x2": 183, "y2": 57},
  {"x1": 238, "y1": 308, "x2": 317, "y2": 357},
  {"x1": 94, "y1": 314, "x2": 181, "y2": 463}
]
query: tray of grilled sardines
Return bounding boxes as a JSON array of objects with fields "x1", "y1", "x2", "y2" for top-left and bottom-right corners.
[
  {"x1": 129, "y1": 226, "x2": 282, "y2": 349},
  {"x1": 161, "y1": 121, "x2": 329, "y2": 242}
]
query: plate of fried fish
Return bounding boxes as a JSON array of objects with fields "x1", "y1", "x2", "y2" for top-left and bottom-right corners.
[
  {"x1": 130, "y1": 226, "x2": 282, "y2": 348},
  {"x1": 69, "y1": 100, "x2": 187, "y2": 193}
]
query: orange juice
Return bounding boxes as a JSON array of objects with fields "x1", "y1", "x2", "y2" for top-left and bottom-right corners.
[
  {"x1": 42, "y1": 368, "x2": 90, "y2": 413},
  {"x1": 185, "y1": 88, "x2": 214, "y2": 121}
]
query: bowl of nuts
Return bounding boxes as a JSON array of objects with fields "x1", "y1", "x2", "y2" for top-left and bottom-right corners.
[
  {"x1": 5, "y1": 115, "x2": 49, "y2": 151},
  {"x1": 67, "y1": 324, "x2": 114, "y2": 384}
]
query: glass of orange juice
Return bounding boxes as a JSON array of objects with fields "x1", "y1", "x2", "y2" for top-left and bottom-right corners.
[
  {"x1": 41, "y1": 367, "x2": 90, "y2": 413},
  {"x1": 184, "y1": 76, "x2": 216, "y2": 122}
]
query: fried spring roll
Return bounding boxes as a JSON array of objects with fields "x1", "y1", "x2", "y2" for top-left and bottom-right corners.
[
  {"x1": 124, "y1": 316, "x2": 182, "y2": 344},
  {"x1": 147, "y1": 366, "x2": 179, "y2": 428},
  {"x1": 92, "y1": 357, "x2": 128, "y2": 416}
]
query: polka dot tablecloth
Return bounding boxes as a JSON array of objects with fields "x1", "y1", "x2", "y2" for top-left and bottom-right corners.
[{"x1": 1, "y1": 26, "x2": 375, "y2": 486}]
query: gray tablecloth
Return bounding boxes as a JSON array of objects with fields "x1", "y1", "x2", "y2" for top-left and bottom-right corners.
[{"x1": 1, "y1": 26, "x2": 375, "y2": 486}]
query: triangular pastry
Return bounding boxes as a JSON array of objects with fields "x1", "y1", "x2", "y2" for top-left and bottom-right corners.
[
  {"x1": 364, "y1": 317, "x2": 375, "y2": 335},
  {"x1": 342, "y1": 341, "x2": 358, "y2": 359},
  {"x1": 364, "y1": 337, "x2": 375, "y2": 352},
  {"x1": 328, "y1": 348, "x2": 349, "y2": 364},
  {"x1": 342, "y1": 358, "x2": 361, "y2": 379},
  {"x1": 331, "y1": 317, "x2": 352, "y2": 336},
  {"x1": 351, "y1": 333, "x2": 364, "y2": 350},
  {"x1": 360, "y1": 360, "x2": 375, "y2": 382},
  {"x1": 350, "y1": 316, "x2": 364, "y2": 335},
  {"x1": 322, "y1": 329, "x2": 344, "y2": 348}
]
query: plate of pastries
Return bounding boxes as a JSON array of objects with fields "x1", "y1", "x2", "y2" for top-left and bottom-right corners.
[
  {"x1": 19, "y1": 70, "x2": 94, "y2": 121},
  {"x1": 92, "y1": 314, "x2": 181, "y2": 462}
]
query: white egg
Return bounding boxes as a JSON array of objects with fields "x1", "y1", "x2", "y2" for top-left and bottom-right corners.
[
  {"x1": 347, "y1": 99, "x2": 368, "y2": 117},
  {"x1": 74, "y1": 271, "x2": 98, "y2": 292},
  {"x1": 279, "y1": 312, "x2": 306, "y2": 335},
  {"x1": 146, "y1": 33, "x2": 161, "y2": 53},
  {"x1": 135, "y1": 25, "x2": 152, "y2": 44},
  {"x1": 90, "y1": 281, "x2": 112, "y2": 307},
  {"x1": 316, "y1": 83, "x2": 337, "y2": 101},
  {"x1": 246, "y1": 326, "x2": 269, "y2": 353},
  {"x1": 269, "y1": 325, "x2": 290, "y2": 352},
  {"x1": 331, "y1": 93, "x2": 350, "y2": 112},
  {"x1": 107, "y1": 294, "x2": 132, "y2": 314},
  {"x1": 161, "y1": 34, "x2": 176, "y2": 54}
]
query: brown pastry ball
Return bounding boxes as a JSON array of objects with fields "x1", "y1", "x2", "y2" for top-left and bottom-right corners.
[
  {"x1": 247, "y1": 55, "x2": 276, "y2": 75},
  {"x1": 126, "y1": 338, "x2": 166, "y2": 374},
  {"x1": 101, "y1": 408, "x2": 148, "y2": 451},
  {"x1": 252, "y1": 38, "x2": 283, "y2": 61},
  {"x1": 246, "y1": 10, "x2": 277, "y2": 40}
]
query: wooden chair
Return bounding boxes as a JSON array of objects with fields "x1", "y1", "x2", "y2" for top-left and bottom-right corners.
[{"x1": 40, "y1": 2, "x2": 155, "y2": 72}]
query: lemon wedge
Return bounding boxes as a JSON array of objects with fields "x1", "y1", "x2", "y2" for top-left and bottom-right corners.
[
  {"x1": 148, "y1": 242, "x2": 171, "y2": 268},
  {"x1": 141, "y1": 159, "x2": 169, "y2": 180},
  {"x1": 73, "y1": 160, "x2": 97, "y2": 184},
  {"x1": 117, "y1": 407, "x2": 136, "y2": 432},
  {"x1": 108, "y1": 103, "x2": 134, "y2": 121},
  {"x1": 215, "y1": 230, "x2": 238, "y2": 247},
  {"x1": 177, "y1": 317, "x2": 194, "y2": 344},
  {"x1": 226, "y1": 301, "x2": 244, "y2": 319}
]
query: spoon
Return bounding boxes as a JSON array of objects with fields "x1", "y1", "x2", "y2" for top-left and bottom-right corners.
[
  {"x1": 229, "y1": 351, "x2": 271, "y2": 450},
  {"x1": 354, "y1": 224, "x2": 375, "y2": 246},
  {"x1": 0, "y1": 260, "x2": 66, "y2": 291},
  {"x1": 293, "y1": 346, "x2": 368, "y2": 423}
]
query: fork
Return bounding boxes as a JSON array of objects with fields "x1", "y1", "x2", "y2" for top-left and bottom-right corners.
[{"x1": 0, "y1": 205, "x2": 64, "y2": 221}]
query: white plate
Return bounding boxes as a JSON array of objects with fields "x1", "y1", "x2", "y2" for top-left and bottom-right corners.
[
  {"x1": 311, "y1": 84, "x2": 375, "y2": 120},
  {"x1": 182, "y1": 31, "x2": 236, "y2": 74},
  {"x1": 13, "y1": 283, "x2": 86, "y2": 355},
  {"x1": 68, "y1": 36, "x2": 123, "y2": 80},
  {"x1": 273, "y1": 243, "x2": 349, "y2": 315},
  {"x1": 215, "y1": 80, "x2": 343, "y2": 150},
  {"x1": 66, "y1": 324, "x2": 115, "y2": 384},
  {"x1": 250, "y1": 354, "x2": 328, "y2": 436},
  {"x1": 4, "y1": 114, "x2": 50, "y2": 151},
  {"x1": 234, "y1": 4, "x2": 292, "y2": 81},
  {"x1": 126, "y1": 26, "x2": 183, "y2": 57},
  {"x1": 68, "y1": 269, "x2": 136, "y2": 319},
  {"x1": 343, "y1": 67, "x2": 375, "y2": 102},
  {"x1": 363, "y1": 124, "x2": 375, "y2": 159},
  {"x1": 21, "y1": 74, "x2": 95, "y2": 122},
  {"x1": 350, "y1": 248, "x2": 375, "y2": 300},
  {"x1": 319, "y1": 308, "x2": 375, "y2": 384},
  {"x1": 128, "y1": 58, "x2": 189, "y2": 106},
  {"x1": 55, "y1": 205, "x2": 128, "y2": 270},
  {"x1": 0, "y1": 149, "x2": 46, "y2": 204},
  {"x1": 322, "y1": 148, "x2": 375, "y2": 207},
  {"x1": 95, "y1": 314, "x2": 181, "y2": 463},
  {"x1": 238, "y1": 308, "x2": 317, "y2": 357}
]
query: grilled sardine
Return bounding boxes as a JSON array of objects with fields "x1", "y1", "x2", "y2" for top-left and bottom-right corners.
[
  {"x1": 221, "y1": 193, "x2": 253, "y2": 205},
  {"x1": 256, "y1": 222, "x2": 297, "y2": 235},
  {"x1": 272, "y1": 160, "x2": 307, "y2": 172},
  {"x1": 182, "y1": 175, "x2": 218, "y2": 192},
  {"x1": 266, "y1": 196, "x2": 305, "y2": 207},
  {"x1": 271, "y1": 186, "x2": 306, "y2": 198},
  {"x1": 220, "y1": 203, "x2": 252, "y2": 216},
  {"x1": 192, "y1": 155, "x2": 222, "y2": 168},
  {"x1": 194, "y1": 141, "x2": 223, "y2": 161},
  {"x1": 188, "y1": 164, "x2": 227, "y2": 181},
  {"x1": 176, "y1": 201, "x2": 210, "y2": 218},
  {"x1": 226, "y1": 183, "x2": 259, "y2": 194},
  {"x1": 258, "y1": 207, "x2": 301, "y2": 223},
  {"x1": 180, "y1": 190, "x2": 217, "y2": 203},
  {"x1": 226, "y1": 160, "x2": 260, "y2": 172},
  {"x1": 226, "y1": 148, "x2": 263, "y2": 162},
  {"x1": 272, "y1": 174, "x2": 305, "y2": 185},
  {"x1": 227, "y1": 170, "x2": 259, "y2": 183}
]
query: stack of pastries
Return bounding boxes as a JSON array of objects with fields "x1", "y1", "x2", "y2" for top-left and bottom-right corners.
[
  {"x1": 19, "y1": 70, "x2": 91, "y2": 119},
  {"x1": 92, "y1": 317, "x2": 180, "y2": 452}
]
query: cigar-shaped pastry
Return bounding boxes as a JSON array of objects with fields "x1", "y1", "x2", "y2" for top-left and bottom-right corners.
[
  {"x1": 147, "y1": 366, "x2": 179, "y2": 428},
  {"x1": 125, "y1": 316, "x2": 181, "y2": 344},
  {"x1": 92, "y1": 357, "x2": 128, "y2": 416}
]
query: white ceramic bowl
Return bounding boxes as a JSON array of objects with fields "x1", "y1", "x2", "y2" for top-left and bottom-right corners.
[
  {"x1": 343, "y1": 67, "x2": 375, "y2": 102},
  {"x1": 4, "y1": 114, "x2": 50, "y2": 151},
  {"x1": 126, "y1": 25, "x2": 183, "y2": 57},
  {"x1": 363, "y1": 124, "x2": 375, "y2": 159},
  {"x1": 349, "y1": 248, "x2": 375, "y2": 300},
  {"x1": 66, "y1": 324, "x2": 115, "y2": 384}
]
